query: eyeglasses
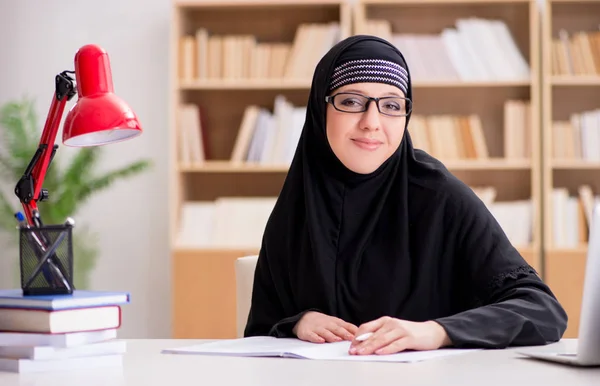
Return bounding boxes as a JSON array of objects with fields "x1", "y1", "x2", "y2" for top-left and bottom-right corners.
[{"x1": 325, "y1": 92, "x2": 412, "y2": 117}]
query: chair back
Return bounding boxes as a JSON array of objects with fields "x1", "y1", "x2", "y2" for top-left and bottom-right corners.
[{"x1": 234, "y1": 255, "x2": 259, "y2": 338}]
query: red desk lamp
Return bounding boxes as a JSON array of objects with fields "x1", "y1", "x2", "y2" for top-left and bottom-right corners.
[
  {"x1": 14, "y1": 44, "x2": 142, "y2": 228},
  {"x1": 13, "y1": 44, "x2": 142, "y2": 295}
]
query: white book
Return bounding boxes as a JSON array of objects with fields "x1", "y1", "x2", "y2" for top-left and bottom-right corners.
[
  {"x1": 440, "y1": 28, "x2": 474, "y2": 81},
  {"x1": 176, "y1": 201, "x2": 215, "y2": 248},
  {"x1": 0, "y1": 328, "x2": 117, "y2": 348},
  {"x1": 0, "y1": 339, "x2": 126, "y2": 360},
  {"x1": 162, "y1": 336, "x2": 480, "y2": 363},
  {"x1": 0, "y1": 353, "x2": 123, "y2": 373}
]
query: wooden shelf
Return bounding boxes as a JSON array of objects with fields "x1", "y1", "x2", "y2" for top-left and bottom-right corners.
[
  {"x1": 178, "y1": 158, "x2": 532, "y2": 173},
  {"x1": 552, "y1": 160, "x2": 600, "y2": 169},
  {"x1": 360, "y1": 0, "x2": 532, "y2": 4},
  {"x1": 179, "y1": 79, "x2": 312, "y2": 90},
  {"x1": 180, "y1": 79, "x2": 532, "y2": 90},
  {"x1": 179, "y1": 162, "x2": 290, "y2": 173},
  {"x1": 551, "y1": 76, "x2": 600, "y2": 86},
  {"x1": 542, "y1": 0, "x2": 600, "y2": 338},
  {"x1": 547, "y1": 245, "x2": 588, "y2": 254},
  {"x1": 170, "y1": 0, "x2": 577, "y2": 340},
  {"x1": 549, "y1": 0, "x2": 600, "y2": 3},
  {"x1": 545, "y1": 248, "x2": 588, "y2": 338},
  {"x1": 412, "y1": 80, "x2": 531, "y2": 87},
  {"x1": 444, "y1": 158, "x2": 532, "y2": 170},
  {"x1": 174, "y1": 0, "x2": 346, "y2": 7}
]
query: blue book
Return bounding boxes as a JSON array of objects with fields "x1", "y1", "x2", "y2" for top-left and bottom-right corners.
[{"x1": 0, "y1": 289, "x2": 130, "y2": 311}]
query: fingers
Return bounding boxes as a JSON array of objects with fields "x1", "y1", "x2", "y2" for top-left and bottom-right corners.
[
  {"x1": 342, "y1": 321, "x2": 359, "y2": 336},
  {"x1": 295, "y1": 313, "x2": 360, "y2": 344},
  {"x1": 350, "y1": 324, "x2": 406, "y2": 355},
  {"x1": 305, "y1": 331, "x2": 325, "y2": 343},
  {"x1": 353, "y1": 316, "x2": 389, "y2": 340},
  {"x1": 331, "y1": 324, "x2": 356, "y2": 341},
  {"x1": 374, "y1": 337, "x2": 411, "y2": 355},
  {"x1": 316, "y1": 327, "x2": 343, "y2": 343}
]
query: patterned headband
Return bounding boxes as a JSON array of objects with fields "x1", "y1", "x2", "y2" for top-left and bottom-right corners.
[{"x1": 328, "y1": 59, "x2": 409, "y2": 96}]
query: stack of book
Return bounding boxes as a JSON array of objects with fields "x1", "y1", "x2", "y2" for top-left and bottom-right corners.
[{"x1": 0, "y1": 289, "x2": 129, "y2": 373}]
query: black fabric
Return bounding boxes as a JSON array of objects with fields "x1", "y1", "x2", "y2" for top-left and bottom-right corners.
[{"x1": 244, "y1": 35, "x2": 567, "y2": 348}]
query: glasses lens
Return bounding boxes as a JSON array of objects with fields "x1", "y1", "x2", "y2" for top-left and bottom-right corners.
[
  {"x1": 378, "y1": 97, "x2": 410, "y2": 116},
  {"x1": 333, "y1": 93, "x2": 369, "y2": 113}
]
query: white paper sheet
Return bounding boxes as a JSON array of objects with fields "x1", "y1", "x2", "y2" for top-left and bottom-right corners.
[{"x1": 162, "y1": 336, "x2": 481, "y2": 363}]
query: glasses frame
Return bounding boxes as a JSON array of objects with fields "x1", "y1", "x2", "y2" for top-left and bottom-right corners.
[{"x1": 325, "y1": 92, "x2": 412, "y2": 117}]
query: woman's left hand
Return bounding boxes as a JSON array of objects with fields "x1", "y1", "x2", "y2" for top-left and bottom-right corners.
[{"x1": 349, "y1": 317, "x2": 452, "y2": 355}]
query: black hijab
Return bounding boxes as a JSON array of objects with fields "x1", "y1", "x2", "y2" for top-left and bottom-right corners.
[
  {"x1": 248, "y1": 34, "x2": 427, "y2": 327},
  {"x1": 244, "y1": 35, "x2": 567, "y2": 346}
]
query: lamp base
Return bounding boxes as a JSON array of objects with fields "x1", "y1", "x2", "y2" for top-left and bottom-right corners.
[{"x1": 19, "y1": 223, "x2": 75, "y2": 297}]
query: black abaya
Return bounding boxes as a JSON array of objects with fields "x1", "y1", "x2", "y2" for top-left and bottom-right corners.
[{"x1": 243, "y1": 35, "x2": 567, "y2": 349}]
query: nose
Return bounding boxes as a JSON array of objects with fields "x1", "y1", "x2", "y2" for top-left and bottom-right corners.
[{"x1": 359, "y1": 100, "x2": 381, "y2": 131}]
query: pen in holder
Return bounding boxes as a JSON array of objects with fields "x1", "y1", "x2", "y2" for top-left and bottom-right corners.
[{"x1": 19, "y1": 218, "x2": 75, "y2": 296}]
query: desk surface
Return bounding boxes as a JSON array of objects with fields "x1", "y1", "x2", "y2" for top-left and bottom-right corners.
[{"x1": 0, "y1": 339, "x2": 599, "y2": 386}]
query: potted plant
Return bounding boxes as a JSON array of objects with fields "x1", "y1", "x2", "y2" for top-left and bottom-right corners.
[{"x1": 0, "y1": 97, "x2": 151, "y2": 289}]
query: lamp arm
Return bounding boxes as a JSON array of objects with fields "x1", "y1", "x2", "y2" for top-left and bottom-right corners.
[{"x1": 14, "y1": 70, "x2": 77, "y2": 227}]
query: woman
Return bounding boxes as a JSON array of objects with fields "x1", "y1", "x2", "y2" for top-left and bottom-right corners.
[{"x1": 243, "y1": 34, "x2": 567, "y2": 356}]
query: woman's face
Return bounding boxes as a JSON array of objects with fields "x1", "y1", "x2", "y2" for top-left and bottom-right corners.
[{"x1": 325, "y1": 82, "x2": 408, "y2": 174}]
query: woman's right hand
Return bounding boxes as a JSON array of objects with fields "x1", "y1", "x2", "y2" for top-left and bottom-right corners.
[{"x1": 292, "y1": 311, "x2": 358, "y2": 343}]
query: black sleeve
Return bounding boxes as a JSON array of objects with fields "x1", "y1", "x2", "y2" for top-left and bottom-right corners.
[
  {"x1": 243, "y1": 243, "x2": 314, "y2": 338},
  {"x1": 434, "y1": 186, "x2": 568, "y2": 349}
]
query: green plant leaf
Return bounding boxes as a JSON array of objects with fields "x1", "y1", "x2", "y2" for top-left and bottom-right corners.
[
  {"x1": 0, "y1": 99, "x2": 38, "y2": 163},
  {"x1": 61, "y1": 148, "x2": 100, "y2": 192},
  {"x1": 0, "y1": 154, "x2": 15, "y2": 179},
  {"x1": 76, "y1": 160, "x2": 152, "y2": 205}
]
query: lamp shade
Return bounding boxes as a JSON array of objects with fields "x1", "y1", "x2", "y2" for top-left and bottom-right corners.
[{"x1": 63, "y1": 44, "x2": 142, "y2": 147}]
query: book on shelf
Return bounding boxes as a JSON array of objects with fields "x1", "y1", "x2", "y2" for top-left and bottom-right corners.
[
  {"x1": 362, "y1": 17, "x2": 530, "y2": 82},
  {"x1": 471, "y1": 186, "x2": 533, "y2": 248},
  {"x1": 0, "y1": 289, "x2": 129, "y2": 373},
  {"x1": 177, "y1": 103, "x2": 209, "y2": 165},
  {"x1": 178, "y1": 98, "x2": 530, "y2": 168},
  {"x1": 175, "y1": 191, "x2": 531, "y2": 250},
  {"x1": 551, "y1": 185, "x2": 600, "y2": 249},
  {"x1": 553, "y1": 109, "x2": 600, "y2": 161},
  {"x1": 176, "y1": 197, "x2": 277, "y2": 249},
  {"x1": 231, "y1": 96, "x2": 306, "y2": 165},
  {"x1": 410, "y1": 100, "x2": 530, "y2": 162},
  {"x1": 551, "y1": 29, "x2": 600, "y2": 76},
  {"x1": 410, "y1": 114, "x2": 489, "y2": 160},
  {"x1": 179, "y1": 22, "x2": 341, "y2": 82}
]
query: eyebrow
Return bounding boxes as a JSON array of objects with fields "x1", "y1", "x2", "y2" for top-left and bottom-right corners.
[{"x1": 341, "y1": 88, "x2": 402, "y2": 97}]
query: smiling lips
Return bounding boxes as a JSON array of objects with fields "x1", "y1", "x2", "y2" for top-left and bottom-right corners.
[{"x1": 351, "y1": 137, "x2": 383, "y2": 151}]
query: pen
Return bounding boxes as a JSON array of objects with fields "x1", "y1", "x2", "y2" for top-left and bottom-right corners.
[{"x1": 355, "y1": 332, "x2": 373, "y2": 342}]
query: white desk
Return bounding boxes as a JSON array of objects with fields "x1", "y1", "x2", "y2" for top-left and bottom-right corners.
[{"x1": 0, "y1": 339, "x2": 598, "y2": 386}]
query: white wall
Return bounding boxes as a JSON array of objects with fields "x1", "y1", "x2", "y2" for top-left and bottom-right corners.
[{"x1": 0, "y1": 0, "x2": 172, "y2": 338}]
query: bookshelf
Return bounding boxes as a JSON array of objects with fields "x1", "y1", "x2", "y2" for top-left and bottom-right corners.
[
  {"x1": 170, "y1": 0, "x2": 590, "y2": 341},
  {"x1": 353, "y1": 0, "x2": 541, "y2": 271},
  {"x1": 169, "y1": 0, "x2": 352, "y2": 339},
  {"x1": 542, "y1": 0, "x2": 600, "y2": 338}
]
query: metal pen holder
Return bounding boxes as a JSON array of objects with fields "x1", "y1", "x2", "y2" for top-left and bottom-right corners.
[{"x1": 19, "y1": 223, "x2": 75, "y2": 296}]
